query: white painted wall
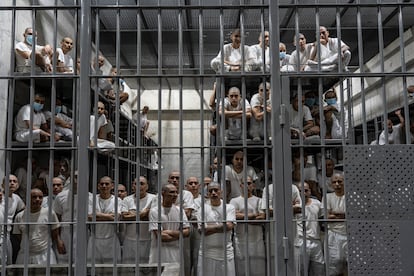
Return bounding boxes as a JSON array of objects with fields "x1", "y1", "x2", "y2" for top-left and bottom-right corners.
[
  {"x1": 344, "y1": 26, "x2": 414, "y2": 127},
  {"x1": 136, "y1": 89, "x2": 214, "y2": 181},
  {"x1": 0, "y1": 4, "x2": 13, "y2": 178}
]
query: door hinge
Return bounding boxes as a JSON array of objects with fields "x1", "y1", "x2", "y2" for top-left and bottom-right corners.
[
  {"x1": 279, "y1": 104, "x2": 286, "y2": 126},
  {"x1": 282, "y1": 236, "x2": 289, "y2": 260}
]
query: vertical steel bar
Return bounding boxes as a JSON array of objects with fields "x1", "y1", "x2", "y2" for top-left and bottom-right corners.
[
  {"x1": 356, "y1": 1, "x2": 368, "y2": 144},
  {"x1": 75, "y1": 1, "x2": 91, "y2": 275}
]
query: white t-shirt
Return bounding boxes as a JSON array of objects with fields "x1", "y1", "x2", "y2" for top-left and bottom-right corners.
[
  {"x1": 0, "y1": 204, "x2": 4, "y2": 246},
  {"x1": 88, "y1": 195, "x2": 124, "y2": 239},
  {"x1": 196, "y1": 201, "x2": 236, "y2": 260},
  {"x1": 260, "y1": 184, "x2": 302, "y2": 211},
  {"x1": 325, "y1": 38, "x2": 348, "y2": 57},
  {"x1": 149, "y1": 205, "x2": 190, "y2": 263},
  {"x1": 250, "y1": 93, "x2": 271, "y2": 136},
  {"x1": 56, "y1": 48, "x2": 74, "y2": 73},
  {"x1": 211, "y1": 43, "x2": 256, "y2": 72},
  {"x1": 324, "y1": 193, "x2": 346, "y2": 235},
  {"x1": 54, "y1": 190, "x2": 94, "y2": 224},
  {"x1": 123, "y1": 193, "x2": 156, "y2": 241},
  {"x1": 229, "y1": 196, "x2": 264, "y2": 244},
  {"x1": 250, "y1": 44, "x2": 270, "y2": 71},
  {"x1": 288, "y1": 44, "x2": 313, "y2": 71},
  {"x1": 225, "y1": 164, "x2": 258, "y2": 199},
  {"x1": 14, "y1": 104, "x2": 46, "y2": 133},
  {"x1": 140, "y1": 113, "x2": 148, "y2": 131},
  {"x1": 379, "y1": 124, "x2": 403, "y2": 145},
  {"x1": 289, "y1": 104, "x2": 313, "y2": 129},
  {"x1": 221, "y1": 98, "x2": 251, "y2": 140},
  {"x1": 89, "y1": 114, "x2": 108, "y2": 140},
  {"x1": 15, "y1": 41, "x2": 44, "y2": 72},
  {"x1": 13, "y1": 207, "x2": 60, "y2": 254},
  {"x1": 295, "y1": 198, "x2": 323, "y2": 241},
  {"x1": 250, "y1": 93, "x2": 271, "y2": 110},
  {"x1": 5, "y1": 193, "x2": 25, "y2": 233}
]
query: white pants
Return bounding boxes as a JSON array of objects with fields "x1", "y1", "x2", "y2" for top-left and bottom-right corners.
[
  {"x1": 327, "y1": 231, "x2": 348, "y2": 276},
  {"x1": 15, "y1": 129, "x2": 42, "y2": 143},
  {"x1": 294, "y1": 238, "x2": 325, "y2": 276},
  {"x1": 197, "y1": 255, "x2": 235, "y2": 276},
  {"x1": 16, "y1": 248, "x2": 57, "y2": 265},
  {"x1": 122, "y1": 238, "x2": 150, "y2": 264},
  {"x1": 87, "y1": 236, "x2": 121, "y2": 264}
]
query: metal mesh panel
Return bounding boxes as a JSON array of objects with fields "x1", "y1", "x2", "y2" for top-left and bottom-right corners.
[{"x1": 344, "y1": 145, "x2": 414, "y2": 276}]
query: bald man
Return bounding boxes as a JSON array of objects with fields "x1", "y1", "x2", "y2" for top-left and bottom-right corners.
[
  {"x1": 14, "y1": 188, "x2": 63, "y2": 265},
  {"x1": 87, "y1": 176, "x2": 124, "y2": 264}
]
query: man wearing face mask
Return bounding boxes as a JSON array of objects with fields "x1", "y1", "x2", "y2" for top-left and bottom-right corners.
[
  {"x1": 279, "y1": 42, "x2": 292, "y2": 72},
  {"x1": 44, "y1": 98, "x2": 73, "y2": 141},
  {"x1": 304, "y1": 91, "x2": 319, "y2": 115},
  {"x1": 14, "y1": 94, "x2": 60, "y2": 143},
  {"x1": 323, "y1": 89, "x2": 343, "y2": 139},
  {"x1": 15, "y1": 27, "x2": 53, "y2": 73}
]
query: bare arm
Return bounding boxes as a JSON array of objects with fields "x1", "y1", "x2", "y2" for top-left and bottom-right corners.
[
  {"x1": 202, "y1": 222, "x2": 234, "y2": 236},
  {"x1": 54, "y1": 116, "x2": 71, "y2": 128},
  {"x1": 209, "y1": 82, "x2": 217, "y2": 110},
  {"x1": 121, "y1": 210, "x2": 137, "y2": 221},
  {"x1": 15, "y1": 48, "x2": 31, "y2": 59},
  {"x1": 235, "y1": 210, "x2": 265, "y2": 224},
  {"x1": 395, "y1": 109, "x2": 404, "y2": 126},
  {"x1": 88, "y1": 212, "x2": 117, "y2": 221},
  {"x1": 245, "y1": 107, "x2": 252, "y2": 119},
  {"x1": 184, "y1": 208, "x2": 193, "y2": 220},
  {"x1": 153, "y1": 227, "x2": 190, "y2": 242},
  {"x1": 219, "y1": 106, "x2": 244, "y2": 119},
  {"x1": 303, "y1": 120, "x2": 314, "y2": 132},
  {"x1": 122, "y1": 208, "x2": 150, "y2": 221},
  {"x1": 52, "y1": 227, "x2": 66, "y2": 254},
  {"x1": 252, "y1": 105, "x2": 264, "y2": 121},
  {"x1": 328, "y1": 210, "x2": 345, "y2": 220}
]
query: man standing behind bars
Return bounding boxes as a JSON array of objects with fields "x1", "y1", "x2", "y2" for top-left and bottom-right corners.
[
  {"x1": 121, "y1": 176, "x2": 155, "y2": 263},
  {"x1": 149, "y1": 184, "x2": 190, "y2": 265},
  {"x1": 197, "y1": 182, "x2": 236, "y2": 276},
  {"x1": 230, "y1": 176, "x2": 265, "y2": 276},
  {"x1": 210, "y1": 28, "x2": 256, "y2": 73},
  {"x1": 14, "y1": 188, "x2": 64, "y2": 265},
  {"x1": 87, "y1": 176, "x2": 124, "y2": 264}
]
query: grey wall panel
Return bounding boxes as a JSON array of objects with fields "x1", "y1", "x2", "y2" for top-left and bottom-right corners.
[{"x1": 344, "y1": 145, "x2": 414, "y2": 276}]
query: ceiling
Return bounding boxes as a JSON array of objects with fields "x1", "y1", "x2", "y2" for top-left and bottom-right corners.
[{"x1": 82, "y1": 0, "x2": 414, "y2": 90}]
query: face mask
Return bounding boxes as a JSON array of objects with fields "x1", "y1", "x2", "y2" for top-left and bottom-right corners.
[
  {"x1": 279, "y1": 51, "x2": 286, "y2": 59},
  {"x1": 33, "y1": 102, "x2": 44, "y2": 112},
  {"x1": 55, "y1": 106, "x2": 62, "y2": 114},
  {"x1": 305, "y1": 98, "x2": 315, "y2": 107},
  {"x1": 26, "y1": 35, "x2": 33, "y2": 45},
  {"x1": 326, "y1": 98, "x2": 337, "y2": 105}
]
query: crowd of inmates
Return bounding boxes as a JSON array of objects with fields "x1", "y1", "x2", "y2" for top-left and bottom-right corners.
[
  {"x1": 8, "y1": 24, "x2": 394, "y2": 276},
  {"x1": 1, "y1": 149, "x2": 348, "y2": 276}
]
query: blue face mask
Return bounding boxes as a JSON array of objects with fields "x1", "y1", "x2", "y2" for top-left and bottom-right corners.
[
  {"x1": 326, "y1": 98, "x2": 337, "y2": 105},
  {"x1": 26, "y1": 35, "x2": 33, "y2": 45},
  {"x1": 55, "y1": 106, "x2": 62, "y2": 114},
  {"x1": 33, "y1": 102, "x2": 44, "y2": 112},
  {"x1": 279, "y1": 51, "x2": 286, "y2": 60},
  {"x1": 305, "y1": 98, "x2": 316, "y2": 107}
]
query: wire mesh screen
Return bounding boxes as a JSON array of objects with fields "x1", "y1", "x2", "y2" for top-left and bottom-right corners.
[{"x1": 344, "y1": 145, "x2": 414, "y2": 276}]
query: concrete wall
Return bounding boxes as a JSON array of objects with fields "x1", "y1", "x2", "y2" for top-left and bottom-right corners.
[
  {"x1": 344, "y1": 26, "x2": 414, "y2": 127},
  {"x1": 137, "y1": 89, "x2": 213, "y2": 181},
  {"x1": 0, "y1": 4, "x2": 14, "y2": 178}
]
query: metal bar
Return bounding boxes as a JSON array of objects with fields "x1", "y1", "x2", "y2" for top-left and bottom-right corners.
[
  {"x1": 74, "y1": 0, "x2": 91, "y2": 275},
  {"x1": 356, "y1": 1, "x2": 368, "y2": 144}
]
